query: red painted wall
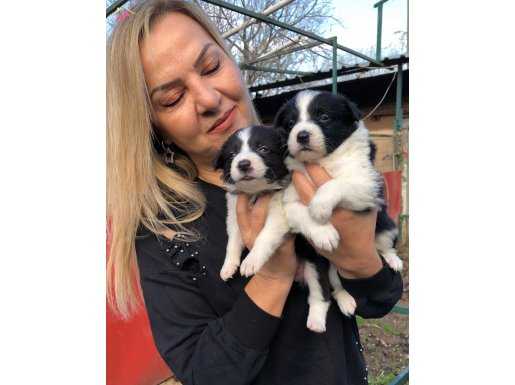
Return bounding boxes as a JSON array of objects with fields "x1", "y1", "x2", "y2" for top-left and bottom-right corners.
[
  {"x1": 106, "y1": 223, "x2": 172, "y2": 385},
  {"x1": 107, "y1": 301, "x2": 172, "y2": 385}
]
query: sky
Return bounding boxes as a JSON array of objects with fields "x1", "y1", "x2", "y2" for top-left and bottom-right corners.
[{"x1": 327, "y1": 0, "x2": 408, "y2": 59}]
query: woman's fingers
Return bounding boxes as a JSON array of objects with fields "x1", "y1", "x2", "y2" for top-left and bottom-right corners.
[
  {"x1": 292, "y1": 171, "x2": 317, "y2": 206},
  {"x1": 305, "y1": 163, "x2": 332, "y2": 187}
]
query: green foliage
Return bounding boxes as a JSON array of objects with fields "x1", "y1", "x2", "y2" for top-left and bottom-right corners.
[
  {"x1": 381, "y1": 322, "x2": 401, "y2": 336},
  {"x1": 369, "y1": 372, "x2": 396, "y2": 385}
]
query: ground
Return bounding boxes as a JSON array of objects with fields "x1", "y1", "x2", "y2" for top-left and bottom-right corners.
[
  {"x1": 360, "y1": 241, "x2": 409, "y2": 385},
  {"x1": 160, "y1": 242, "x2": 409, "y2": 385}
]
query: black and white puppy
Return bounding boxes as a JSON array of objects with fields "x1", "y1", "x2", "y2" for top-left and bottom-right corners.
[
  {"x1": 274, "y1": 90, "x2": 403, "y2": 276},
  {"x1": 213, "y1": 125, "x2": 291, "y2": 280},
  {"x1": 214, "y1": 125, "x2": 350, "y2": 332}
]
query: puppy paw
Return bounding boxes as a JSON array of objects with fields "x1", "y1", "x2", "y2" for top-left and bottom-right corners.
[
  {"x1": 308, "y1": 198, "x2": 334, "y2": 224},
  {"x1": 239, "y1": 253, "x2": 266, "y2": 277},
  {"x1": 306, "y1": 301, "x2": 330, "y2": 333},
  {"x1": 309, "y1": 224, "x2": 340, "y2": 252},
  {"x1": 220, "y1": 261, "x2": 239, "y2": 281},
  {"x1": 306, "y1": 316, "x2": 326, "y2": 333},
  {"x1": 384, "y1": 253, "x2": 403, "y2": 272},
  {"x1": 333, "y1": 290, "x2": 357, "y2": 317}
]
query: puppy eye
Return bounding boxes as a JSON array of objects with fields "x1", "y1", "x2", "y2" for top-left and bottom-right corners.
[
  {"x1": 229, "y1": 152, "x2": 236, "y2": 159},
  {"x1": 257, "y1": 145, "x2": 270, "y2": 154},
  {"x1": 319, "y1": 113, "x2": 330, "y2": 123},
  {"x1": 287, "y1": 119, "x2": 296, "y2": 129}
]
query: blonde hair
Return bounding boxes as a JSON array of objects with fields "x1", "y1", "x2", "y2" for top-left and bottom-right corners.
[{"x1": 107, "y1": 0, "x2": 259, "y2": 318}]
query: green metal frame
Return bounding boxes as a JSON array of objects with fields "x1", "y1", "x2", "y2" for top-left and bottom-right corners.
[
  {"x1": 249, "y1": 41, "x2": 321, "y2": 66},
  {"x1": 106, "y1": 0, "x2": 130, "y2": 18},
  {"x1": 239, "y1": 64, "x2": 312, "y2": 76},
  {"x1": 331, "y1": 37, "x2": 338, "y2": 94},
  {"x1": 394, "y1": 63, "x2": 404, "y2": 170},
  {"x1": 389, "y1": 367, "x2": 409, "y2": 385},
  {"x1": 392, "y1": 304, "x2": 409, "y2": 315},
  {"x1": 374, "y1": 0, "x2": 391, "y2": 61}
]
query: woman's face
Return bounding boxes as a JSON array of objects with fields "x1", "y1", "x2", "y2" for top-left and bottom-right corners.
[{"x1": 140, "y1": 12, "x2": 253, "y2": 165}]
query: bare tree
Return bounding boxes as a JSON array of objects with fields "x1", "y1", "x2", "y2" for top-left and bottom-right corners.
[{"x1": 195, "y1": 0, "x2": 338, "y2": 89}]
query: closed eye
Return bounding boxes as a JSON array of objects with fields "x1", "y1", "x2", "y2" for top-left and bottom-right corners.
[
  {"x1": 202, "y1": 59, "x2": 221, "y2": 76},
  {"x1": 162, "y1": 92, "x2": 184, "y2": 108}
]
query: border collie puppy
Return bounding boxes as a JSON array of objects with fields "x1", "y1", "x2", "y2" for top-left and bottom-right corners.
[
  {"x1": 214, "y1": 125, "x2": 348, "y2": 332},
  {"x1": 213, "y1": 125, "x2": 291, "y2": 280},
  {"x1": 274, "y1": 90, "x2": 403, "y2": 278}
]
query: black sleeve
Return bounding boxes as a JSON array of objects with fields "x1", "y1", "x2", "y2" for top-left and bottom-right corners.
[
  {"x1": 136, "y1": 234, "x2": 281, "y2": 385},
  {"x1": 339, "y1": 257, "x2": 403, "y2": 319}
]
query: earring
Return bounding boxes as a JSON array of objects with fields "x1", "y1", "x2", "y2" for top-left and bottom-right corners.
[{"x1": 161, "y1": 140, "x2": 175, "y2": 166}]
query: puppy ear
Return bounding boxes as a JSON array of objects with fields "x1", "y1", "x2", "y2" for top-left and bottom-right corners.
[
  {"x1": 340, "y1": 95, "x2": 363, "y2": 123},
  {"x1": 213, "y1": 150, "x2": 225, "y2": 171},
  {"x1": 275, "y1": 127, "x2": 289, "y2": 158},
  {"x1": 347, "y1": 99, "x2": 363, "y2": 121},
  {"x1": 273, "y1": 102, "x2": 289, "y2": 130}
]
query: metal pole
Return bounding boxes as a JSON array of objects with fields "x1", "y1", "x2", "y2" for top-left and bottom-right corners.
[
  {"x1": 239, "y1": 64, "x2": 312, "y2": 76},
  {"x1": 223, "y1": 0, "x2": 295, "y2": 38},
  {"x1": 106, "y1": 0, "x2": 130, "y2": 18},
  {"x1": 331, "y1": 37, "x2": 338, "y2": 95},
  {"x1": 374, "y1": 0, "x2": 391, "y2": 61},
  {"x1": 394, "y1": 63, "x2": 403, "y2": 168},
  {"x1": 247, "y1": 37, "x2": 304, "y2": 64},
  {"x1": 376, "y1": 4, "x2": 383, "y2": 61},
  {"x1": 248, "y1": 40, "x2": 321, "y2": 65},
  {"x1": 201, "y1": 0, "x2": 384, "y2": 67}
]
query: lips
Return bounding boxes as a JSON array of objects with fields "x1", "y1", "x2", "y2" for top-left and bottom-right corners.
[{"x1": 208, "y1": 106, "x2": 236, "y2": 134}]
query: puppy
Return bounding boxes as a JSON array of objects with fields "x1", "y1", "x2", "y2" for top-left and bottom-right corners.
[
  {"x1": 274, "y1": 90, "x2": 403, "y2": 276},
  {"x1": 214, "y1": 125, "x2": 349, "y2": 332},
  {"x1": 214, "y1": 125, "x2": 291, "y2": 280}
]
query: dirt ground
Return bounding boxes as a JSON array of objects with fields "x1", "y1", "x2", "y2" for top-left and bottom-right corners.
[
  {"x1": 359, "y1": 242, "x2": 409, "y2": 385},
  {"x1": 160, "y1": 243, "x2": 409, "y2": 385}
]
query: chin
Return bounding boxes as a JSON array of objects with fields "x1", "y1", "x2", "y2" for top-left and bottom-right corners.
[{"x1": 292, "y1": 149, "x2": 323, "y2": 163}]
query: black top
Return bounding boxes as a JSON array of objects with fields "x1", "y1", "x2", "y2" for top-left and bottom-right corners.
[{"x1": 136, "y1": 179, "x2": 403, "y2": 385}]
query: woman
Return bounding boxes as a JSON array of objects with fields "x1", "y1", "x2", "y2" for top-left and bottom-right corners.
[{"x1": 107, "y1": 1, "x2": 403, "y2": 384}]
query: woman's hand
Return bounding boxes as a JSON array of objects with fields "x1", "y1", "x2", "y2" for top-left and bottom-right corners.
[
  {"x1": 236, "y1": 193, "x2": 298, "y2": 280},
  {"x1": 292, "y1": 164, "x2": 383, "y2": 279}
]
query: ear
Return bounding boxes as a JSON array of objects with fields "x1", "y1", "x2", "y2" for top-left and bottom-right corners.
[
  {"x1": 273, "y1": 101, "x2": 289, "y2": 130},
  {"x1": 213, "y1": 150, "x2": 226, "y2": 171},
  {"x1": 275, "y1": 127, "x2": 289, "y2": 158},
  {"x1": 347, "y1": 99, "x2": 363, "y2": 121},
  {"x1": 340, "y1": 95, "x2": 363, "y2": 123}
]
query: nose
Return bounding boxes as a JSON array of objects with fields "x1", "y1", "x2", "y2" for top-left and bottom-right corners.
[
  {"x1": 297, "y1": 130, "x2": 311, "y2": 145},
  {"x1": 237, "y1": 159, "x2": 252, "y2": 172},
  {"x1": 190, "y1": 77, "x2": 222, "y2": 115}
]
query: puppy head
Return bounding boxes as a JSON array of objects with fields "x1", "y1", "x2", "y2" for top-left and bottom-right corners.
[
  {"x1": 274, "y1": 90, "x2": 362, "y2": 161},
  {"x1": 213, "y1": 125, "x2": 289, "y2": 194}
]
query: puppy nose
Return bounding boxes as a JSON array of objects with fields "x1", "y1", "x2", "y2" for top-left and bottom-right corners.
[
  {"x1": 297, "y1": 130, "x2": 311, "y2": 144},
  {"x1": 237, "y1": 159, "x2": 252, "y2": 172}
]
